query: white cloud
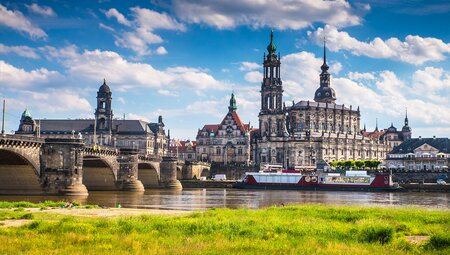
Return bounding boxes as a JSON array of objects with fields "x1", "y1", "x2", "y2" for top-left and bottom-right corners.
[
  {"x1": 0, "y1": 43, "x2": 40, "y2": 59},
  {"x1": 348, "y1": 71, "x2": 375, "y2": 81},
  {"x1": 0, "y1": 60, "x2": 61, "y2": 88},
  {"x1": 26, "y1": 3, "x2": 56, "y2": 17},
  {"x1": 244, "y1": 71, "x2": 262, "y2": 83},
  {"x1": 0, "y1": 4, "x2": 47, "y2": 39},
  {"x1": 173, "y1": 0, "x2": 364, "y2": 30},
  {"x1": 411, "y1": 67, "x2": 450, "y2": 104},
  {"x1": 127, "y1": 113, "x2": 150, "y2": 122},
  {"x1": 105, "y1": 8, "x2": 131, "y2": 26},
  {"x1": 158, "y1": 89, "x2": 178, "y2": 97},
  {"x1": 106, "y1": 7, "x2": 185, "y2": 56},
  {"x1": 99, "y1": 23, "x2": 115, "y2": 32},
  {"x1": 239, "y1": 61, "x2": 260, "y2": 71},
  {"x1": 40, "y1": 46, "x2": 231, "y2": 93},
  {"x1": 308, "y1": 25, "x2": 450, "y2": 65},
  {"x1": 8, "y1": 89, "x2": 91, "y2": 114},
  {"x1": 155, "y1": 46, "x2": 168, "y2": 55}
]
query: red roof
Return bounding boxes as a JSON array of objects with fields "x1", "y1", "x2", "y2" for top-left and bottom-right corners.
[{"x1": 169, "y1": 140, "x2": 196, "y2": 153}]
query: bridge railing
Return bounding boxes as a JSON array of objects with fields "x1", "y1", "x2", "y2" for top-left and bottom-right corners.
[
  {"x1": 138, "y1": 154, "x2": 162, "y2": 162},
  {"x1": 0, "y1": 134, "x2": 45, "y2": 144}
]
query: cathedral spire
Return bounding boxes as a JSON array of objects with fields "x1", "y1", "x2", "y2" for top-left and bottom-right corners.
[
  {"x1": 404, "y1": 108, "x2": 409, "y2": 126},
  {"x1": 314, "y1": 38, "x2": 335, "y2": 104},
  {"x1": 375, "y1": 118, "x2": 379, "y2": 132}
]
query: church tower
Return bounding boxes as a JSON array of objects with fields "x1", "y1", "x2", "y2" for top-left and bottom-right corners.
[
  {"x1": 95, "y1": 79, "x2": 113, "y2": 133},
  {"x1": 259, "y1": 30, "x2": 285, "y2": 138},
  {"x1": 314, "y1": 40, "x2": 336, "y2": 104},
  {"x1": 401, "y1": 109, "x2": 412, "y2": 140}
]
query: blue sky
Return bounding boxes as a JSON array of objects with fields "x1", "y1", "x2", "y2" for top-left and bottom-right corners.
[{"x1": 1, "y1": 0, "x2": 450, "y2": 139}]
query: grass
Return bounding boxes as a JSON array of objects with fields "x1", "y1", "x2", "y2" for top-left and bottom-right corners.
[
  {"x1": 0, "y1": 204, "x2": 449, "y2": 254},
  {"x1": 0, "y1": 201, "x2": 98, "y2": 209}
]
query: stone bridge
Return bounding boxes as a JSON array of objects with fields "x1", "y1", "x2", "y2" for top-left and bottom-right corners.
[{"x1": 0, "y1": 136, "x2": 181, "y2": 195}]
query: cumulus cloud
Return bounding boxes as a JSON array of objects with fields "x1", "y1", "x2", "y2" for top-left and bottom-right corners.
[
  {"x1": 105, "y1": 7, "x2": 185, "y2": 55},
  {"x1": 40, "y1": 46, "x2": 231, "y2": 93},
  {"x1": 0, "y1": 4, "x2": 47, "y2": 39},
  {"x1": 411, "y1": 67, "x2": 450, "y2": 104},
  {"x1": 308, "y1": 25, "x2": 450, "y2": 65},
  {"x1": 348, "y1": 71, "x2": 375, "y2": 81},
  {"x1": 173, "y1": 0, "x2": 364, "y2": 30},
  {"x1": 26, "y1": 3, "x2": 56, "y2": 17},
  {"x1": 7, "y1": 89, "x2": 92, "y2": 114},
  {"x1": 239, "y1": 61, "x2": 260, "y2": 71},
  {"x1": 0, "y1": 43, "x2": 40, "y2": 59},
  {"x1": 105, "y1": 8, "x2": 131, "y2": 26},
  {"x1": 155, "y1": 46, "x2": 168, "y2": 55},
  {"x1": 0, "y1": 60, "x2": 62, "y2": 88},
  {"x1": 244, "y1": 71, "x2": 262, "y2": 83}
]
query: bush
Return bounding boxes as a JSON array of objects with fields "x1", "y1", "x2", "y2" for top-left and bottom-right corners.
[
  {"x1": 426, "y1": 233, "x2": 450, "y2": 250},
  {"x1": 358, "y1": 224, "x2": 394, "y2": 244}
]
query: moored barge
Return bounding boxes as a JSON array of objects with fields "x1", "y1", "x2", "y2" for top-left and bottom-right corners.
[{"x1": 234, "y1": 170, "x2": 401, "y2": 191}]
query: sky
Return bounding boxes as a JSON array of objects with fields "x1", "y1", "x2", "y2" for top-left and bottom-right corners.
[{"x1": 1, "y1": 0, "x2": 450, "y2": 139}]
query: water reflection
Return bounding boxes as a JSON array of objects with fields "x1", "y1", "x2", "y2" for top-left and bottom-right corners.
[{"x1": 0, "y1": 189, "x2": 448, "y2": 210}]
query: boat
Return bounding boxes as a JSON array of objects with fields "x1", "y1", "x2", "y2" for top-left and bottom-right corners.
[{"x1": 233, "y1": 169, "x2": 401, "y2": 192}]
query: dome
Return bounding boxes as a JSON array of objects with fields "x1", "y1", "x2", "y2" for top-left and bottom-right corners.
[
  {"x1": 314, "y1": 86, "x2": 336, "y2": 103},
  {"x1": 387, "y1": 123, "x2": 397, "y2": 133},
  {"x1": 402, "y1": 125, "x2": 411, "y2": 132},
  {"x1": 266, "y1": 30, "x2": 276, "y2": 55},
  {"x1": 99, "y1": 79, "x2": 111, "y2": 93}
]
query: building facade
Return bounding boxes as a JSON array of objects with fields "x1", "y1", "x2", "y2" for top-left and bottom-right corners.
[
  {"x1": 169, "y1": 139, "x2": 197, "y2": 162},
  {"x1": 196, "y1": 94, "x2": 251, "y2": 165},
  {"x1": 362, "y1": 113, "x2": 412, "y2": 152},
  {"x1": 386, "y1": 138, "x2": 450, "y2": 171},
  {"x1": 252, "y1": 31, "x2": 389, "y2": 169},
  {"x1": 17, "y1": 80, "x2": 169, "y2": 156}
]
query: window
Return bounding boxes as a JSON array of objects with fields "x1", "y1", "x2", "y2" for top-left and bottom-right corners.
[
  {"x1": 238, "y1": 148, "x2": 243, "y2": 155},
  {"x1": 216, "y1": 147, "x2": 221, "y2": 155}
]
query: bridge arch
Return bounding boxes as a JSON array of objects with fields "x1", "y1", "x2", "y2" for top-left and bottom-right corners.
[
  {"x1": 138, "y1": 162, "x2": 160, "y2": 188},
  {"x1": 82, "y1": 155, "x2": 118, "y2": 191},
  {"x1": 200, "y1": 168, "x2": 210, "y2": 178},
  {"x1": 0, "y1": 148, "x2": 42, "y2": 194}
]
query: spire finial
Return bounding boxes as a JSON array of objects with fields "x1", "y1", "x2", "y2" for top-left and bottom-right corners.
[
  {"x1": 375, "y1": 118, "x2": 379, "y2": 132},
  {"x1": 103, "y1": 78, "x2": 106, "y2": 85},
  {"x1": 323, "y1": 37, "x2": 327, "y2": 65}
]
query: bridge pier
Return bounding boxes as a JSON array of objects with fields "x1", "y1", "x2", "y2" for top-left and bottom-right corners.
[
  {"x1": 160, "y1": 156, "x2": 182, "y2": 189},
  {"x1": 117, "y1": 149, "x2": 145, "y2": 192},
  {"x1": 40, "y1": 138, "x2": 88, "y2": 196}
]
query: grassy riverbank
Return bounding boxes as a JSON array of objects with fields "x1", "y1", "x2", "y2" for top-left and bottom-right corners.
[{"x1": 0, "y1": 203, "x2": 449, "y2": 254}]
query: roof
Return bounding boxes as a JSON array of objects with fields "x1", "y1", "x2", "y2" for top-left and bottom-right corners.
[
  {"x1": 197, "y1": 111, "x2": 249, "y2": 137},
  {"x1": 362, "y1": 130, "x2": 386, "y2": 140},
  {"x1": 169, "y1": 140, "x2": 196, "y2": 153},
  {"x1": 36, "y1": 119, "x2": 157, "y2": 135},
  {"x1": 390, "y1": 138, "x2": 450, "y2": 154},
  {"x1": 288, "y1": 100, "x2": 357, "y2": 112}
]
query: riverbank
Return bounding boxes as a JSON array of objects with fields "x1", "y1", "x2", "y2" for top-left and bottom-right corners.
[{"x1": 0, "y1": 202, "x2": 449, "y2": 254}]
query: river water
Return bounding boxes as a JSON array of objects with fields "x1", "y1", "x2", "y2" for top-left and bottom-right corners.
[{"x1": 0, "y1": 189, "x2": 448, "y2": 210}]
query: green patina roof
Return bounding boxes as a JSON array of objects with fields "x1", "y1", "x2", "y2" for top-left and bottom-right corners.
[
  {"x1": 267, "y1": 30, "x2": 276, "y2": 55},
  {"x1": 21, "y1": 108, "x2": 32, "y2": 119}
]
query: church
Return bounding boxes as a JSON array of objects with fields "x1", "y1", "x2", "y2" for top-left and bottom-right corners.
[
  {"x1": 16, "y1": 80, "x2": 169, "y2": 157},
  {"x1": 251, "y1": 31, "x2": 389, "y2": 169}
]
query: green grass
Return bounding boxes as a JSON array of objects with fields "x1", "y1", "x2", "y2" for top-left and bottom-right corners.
[
  {"x1": 0, "y1": 201, "x2": 98, "y2": 209},
  {"x1": 0, "y1": 205, "x2": 449, "y2": 254}
]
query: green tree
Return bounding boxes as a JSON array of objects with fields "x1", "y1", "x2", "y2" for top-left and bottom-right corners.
[
  {"x1": 344, "y1": 160, "x2": 354, "y2": 169},
  {"x1": 355, "y1": 160, "x2": 365, "y2": 169}
]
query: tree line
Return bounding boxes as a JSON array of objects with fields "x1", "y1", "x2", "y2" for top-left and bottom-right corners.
[{"x1": 328, "y1": 160, "x2": 381, "y2": 170}]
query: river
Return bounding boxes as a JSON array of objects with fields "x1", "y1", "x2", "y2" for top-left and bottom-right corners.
[{"x1": 0, "y1": 189, "x2": 448, "y2": 210}]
